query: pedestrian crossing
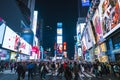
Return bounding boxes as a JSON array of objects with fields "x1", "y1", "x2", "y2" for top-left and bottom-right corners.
[
  {"x1": 80, "y1": 72, "x2": 95, "y2": 78},
  {"x1": 46, "y1": 71, "x2": 95, "y2": 78},
  {"x1": 2, "y1": 70, "x2": 95, "y2": 78}
]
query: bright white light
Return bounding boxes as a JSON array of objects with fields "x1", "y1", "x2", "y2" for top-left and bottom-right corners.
[
  {"x1": 57, "y1": 28, "x2": 62, "y2": 35},
  {"x1": 0, "y1": 23, "x2": 6, "y2": 44},
  {"x1": 57, "y1": 36, "x2": 62, "y2": 44},
  {"x1": 32, "y1": 10, "x2": 38, "y2": 35}
]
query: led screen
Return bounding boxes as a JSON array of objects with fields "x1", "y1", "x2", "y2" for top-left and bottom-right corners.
[
  {"x1": 84, "y1": 25, "x2": 93, "y2": 49},
  {"x1": 82, "y1": 0, "x2": 90, "y2": 6},
  {"x1": 18, "y1": 38, "x2": 31, "y2": 55},
  {"x1": 92, "y1": 9, "x2": 103, "y2": 42},
  {"x1": 2, "y1": 26, "x2": 20, "y2": 52},
  {"x1": 99, "y1": 0, "x2": 120, "y2": 38},
  {"x1": 2, "y1": 26, "x2": 31, "y2": 55},
  {"x1": 57, "y1": 36, "x2": 62, "y2": 44},
  {"x1": 57, "y1": 28, "x2": 62, "y2": 35},
  {"x1": 0, "y1": 23, "x2": 6, "y2": 44}
]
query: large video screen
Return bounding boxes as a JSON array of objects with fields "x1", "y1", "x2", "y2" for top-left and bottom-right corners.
[
  {"x1": 81, "y1": 0, "x2": 90, "y2": 6},
  {"x1": 2, "y1": 26, "x2": 20, "y2": 52},
  {"x1": 92, "y1": 9, "x2": 103, "y2": 42},
  {"x1": 0, "y1": 23, "x2": 6, "y2": 44},
  {"x1": 57, "y1": 36, "x2": 62, "y2": 44},
  {"x1": 84, "y1": 22, "x2": 96, "y2": 49},
  {"x1": 2, "y1": 26, "x2": 31, "y2": 55},
  {"x1": 18, "y1": 38, "x2": 31, "y2": 55},
  {"x1": 99, "y1": 0, "x2": 120, "y2": 38},
  {"x1": 57, "y1": 28, "x2": 62, "y2": 35}
]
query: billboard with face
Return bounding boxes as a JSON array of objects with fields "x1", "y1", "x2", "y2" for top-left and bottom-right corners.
[{"x1": 92, "y1": 9, "x2": 103, "y2": 42}]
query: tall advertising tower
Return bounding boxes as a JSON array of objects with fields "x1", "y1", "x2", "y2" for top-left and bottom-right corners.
[{"x1": 56, "y1": 22, "x2": 63, "y2": 59}]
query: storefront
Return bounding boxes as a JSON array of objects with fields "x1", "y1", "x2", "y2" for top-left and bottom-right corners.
[{"x1": 0, "y1": 49, "x2": 10, "y2": 61}]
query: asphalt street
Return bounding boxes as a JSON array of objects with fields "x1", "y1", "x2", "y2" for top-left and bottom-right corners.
[{"x1": 0, "y1": 70, "x2": 120, "y2": 80}]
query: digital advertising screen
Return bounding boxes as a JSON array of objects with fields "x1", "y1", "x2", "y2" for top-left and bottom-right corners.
[
  {"x1": 81, "y1": 0, "x2": 90, "y2": 6},
  {"x1": 100, "y1": 0, "x2": 120, "y2": 38},
  {"x1": 2, "y1": 26, "x2": 21, "y2": 52},
  {"x1": 0, "y1": 23, "x2": 6, "y2": 44},
  {"x1": 2, "y1": 26, "x2": 31, "y2": 55},
  {"x1": 57, "y1": 44, "x2": 63, "y2": 53},
  {"x1": 92, "y1": 9, "x2": 103, "y2": 42},
  {"x1": 84, "y1": 24, "x2": 93, "y2": 50},
  {"x1": 18, "y1": 38, "x2": 31, "y2": 55},
  {"x1": 57, "y1": 28, "x2": 62, "y2": 35},
  {"x1": 57, "y1": 36, "x2": 62, "y2": 44},
  {"x1": 81, "y1": 35, "x2": 87, "y2": 52}
]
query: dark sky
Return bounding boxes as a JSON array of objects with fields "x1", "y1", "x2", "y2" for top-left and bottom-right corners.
[{"x1": 35, "y1": 0, "x2": 89, "y2": 58}]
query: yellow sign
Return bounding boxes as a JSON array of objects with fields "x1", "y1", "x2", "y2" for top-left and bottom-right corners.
[
  {"x1": 100, "y1": 43, "x2": 106, "y2": 52},
  {"x1": 99, "y1": 56, "x2": 108, "y2": 62}
]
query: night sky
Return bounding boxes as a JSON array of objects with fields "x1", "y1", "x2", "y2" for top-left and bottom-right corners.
[{"x1": 35, "y1": 0, "x2": 89, "y2": 58}]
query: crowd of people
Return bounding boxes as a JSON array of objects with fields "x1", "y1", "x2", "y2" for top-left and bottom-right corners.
[{"x1": 0, "y1": 60, "x2": 120, "y2": 80}]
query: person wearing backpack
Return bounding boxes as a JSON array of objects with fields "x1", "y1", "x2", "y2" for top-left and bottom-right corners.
[{"x1": 27, "y1": 62, "x2": 34, "y2": 80}]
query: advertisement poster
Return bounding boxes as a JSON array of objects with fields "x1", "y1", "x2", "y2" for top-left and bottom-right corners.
[
  {"x1": 92, "y1": 10, "x2": 103, "y2": 42},
  {"x1": 100, "y1": 0, "x2": 120, "y2": 37}
]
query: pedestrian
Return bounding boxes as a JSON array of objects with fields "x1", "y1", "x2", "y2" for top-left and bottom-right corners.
[
  {"x1": 21, "y1": 62, "x2": 27, "y2": 80},
  {"x1": 16, "y1": 62, "x2": 24, "y2": 80},
  {"x1": 73, "y1": 62, "x2": 79, "y2": 80},
  {"x1": 57, "y1": 63, "x2": 64, "y2": 76},
  {"x1": 40, "y1": 62, "x2": 48, "y2": 80},
  {"x1": 10, "y1": 62, "x2": 14, "y2": 72},
  {"x1": 64, "y1": 63, "x2": 72, "y2": 80},
  {"x1": 27, "y1": 62, "x2": 34, "y2": 80}
]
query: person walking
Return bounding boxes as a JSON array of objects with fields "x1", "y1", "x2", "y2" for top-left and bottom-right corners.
[
  {"x1": 64, "y1": 63, "x2": 72, "y2": 80},
  {"x1": 27, "y1": 62, "x2": 34, "y2": 80},
  {"x1": 16, "y1": 62, "x2": 24, "y2": 80},
  {"x1": 73, "y1": 62, "x2": 79, "y2": 80}
]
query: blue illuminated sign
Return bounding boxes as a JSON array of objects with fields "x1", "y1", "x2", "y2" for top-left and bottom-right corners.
[{"x1": 82, "y1": 0, "x2": 90, "y2": 6}]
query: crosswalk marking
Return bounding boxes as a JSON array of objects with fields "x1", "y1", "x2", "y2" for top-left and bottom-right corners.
[
  {"x1": 82, "y1": 72, "x2": 92, "y2": 77},
  {"x1": 2, "y1": 70, "x2": 96, "y2": 79}
]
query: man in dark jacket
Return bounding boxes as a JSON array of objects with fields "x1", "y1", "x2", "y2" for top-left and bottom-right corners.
[{"x1": 16, "y1": 62, "x2": 24, "y2": 80}]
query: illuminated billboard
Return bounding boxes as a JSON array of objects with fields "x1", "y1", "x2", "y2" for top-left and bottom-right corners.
[
  {"x1": 92, "y1": 9, "x2": 103, "y2": 42},
  {"x1": 32, "y1": 11, "x2": 38, "y2": 35},
  {"x1": 57, "y1": 44, "x2": 63, "y2": 53},
  {"x1": 0, "y1": 23, "x2": 6, "y2": 44},
  {"x1": 18, "y1": 38, "x2": 31, "y2": 55},
  {"x1": 84, "y1": 24, "x2": 93, "y2": 49},
  {"x1": 57, "y1": 22, "x2": 63, "y2": 54},
  {"x1": 84, "y1": 27, "x2": 93, "y2": 49},
  {"x1": 57, "y1": 28, "x2": 62, "y2": 35},
  {"x1": 2, "y1": 26, "x2": 21, "y2": 52},
  {"x1": 57, "y1": 36, "x2": 62, "y2": 44},
  {"x1": 99, "y1": 0, "x2": 120, "y2": 38},
  {"x1": 57, "y1": 22, "x2": 62, "y2": 28},
  {"x1": 2, "y1": 26, "x2": 31, "y2": 55},
  {"x1": 81, "y1": 0, "x2": 90, "y2": 6}
]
